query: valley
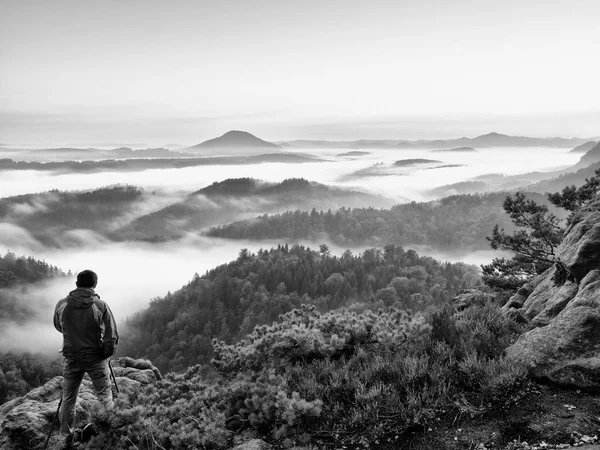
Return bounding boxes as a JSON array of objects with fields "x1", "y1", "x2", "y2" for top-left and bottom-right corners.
[{"x1": 2, "y1": 131, "x2": 600, "y2": 450}]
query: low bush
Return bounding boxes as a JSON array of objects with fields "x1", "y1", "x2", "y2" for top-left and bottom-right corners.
[{"x1": 85, "y1": 301, "x2": 527, "y2": 449}]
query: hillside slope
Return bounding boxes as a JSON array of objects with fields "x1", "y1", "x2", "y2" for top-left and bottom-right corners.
[
  {"x1": 205, "y1": 192, "x2": 565, "y2": 253},
  {"x1": 117, "y1": 178, "x2": 395, "y2": 240},
  {"x1": 120, "y1": 243, "x2": 480, "y2": 372},
  {"x1": 3, "y1": 197, "x2": 600, "y2": 450},
  {"x1": 187, "y1": 130, "x2": 281, "y2": 153}
]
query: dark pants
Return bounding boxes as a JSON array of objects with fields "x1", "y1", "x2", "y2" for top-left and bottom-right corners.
[{"x1": 59, "y1": 357, "x2": 113, "y2": 437}]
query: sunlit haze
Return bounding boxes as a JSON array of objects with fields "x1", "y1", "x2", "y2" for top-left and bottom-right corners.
[
  {"x1": 1, "y1": 0, "x2": 600, "y2": 146},
  {"x1": 1, "y1": 0, "x2": 599, "y2": 356}
]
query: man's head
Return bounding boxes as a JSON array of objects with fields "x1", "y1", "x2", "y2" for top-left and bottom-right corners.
[{"x1": 76, "y1": 270, "x2": 98, "y2": 289}]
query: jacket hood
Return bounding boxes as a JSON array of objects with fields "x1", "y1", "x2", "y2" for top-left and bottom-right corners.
[{"x1": 66, "y1": 287, "x2": 100, "y2": 308}]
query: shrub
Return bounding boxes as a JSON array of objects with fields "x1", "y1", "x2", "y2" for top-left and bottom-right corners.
[{"x1": 88, "y1": 301, "x2": 527, "y2": 449}]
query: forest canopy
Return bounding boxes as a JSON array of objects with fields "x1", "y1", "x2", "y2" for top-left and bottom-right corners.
[
  {"x1": 205, "y1": 192, "x2": 562, "y2": 252},
  {"x1": 120, "y1": 244, "x2": 481, "y2": 373}
]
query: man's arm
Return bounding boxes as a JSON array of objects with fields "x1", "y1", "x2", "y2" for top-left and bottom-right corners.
[
  {"x1": 54, "y1": 300, "x2": 65, "y2": 333},
  {"x1": 101, "y1": 303, "x2": 119, "y2": 358}
]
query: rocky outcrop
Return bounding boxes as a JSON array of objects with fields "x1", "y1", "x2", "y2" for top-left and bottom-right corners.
[
  {"x1": 556, "y1": 198, "x2": 600, "y2": 282},
  {"x1": 451, "y1": 289, "x2": 495, "y2": 311},
  {"x1": 501, "y1": 280, "x2": 536, "y2": 310},
  {"x1": 504, "y1": 196, "x2": 600, "y2": 390},
  {"x1": 547, "y1": 357, "x2": 600, "y2": 392},
  {"x1": 0, "y1": 358, "x2": 161, "y2": 450},
  {"x1": 230, "y1": 439, "x2": 273, "y2": 450}
]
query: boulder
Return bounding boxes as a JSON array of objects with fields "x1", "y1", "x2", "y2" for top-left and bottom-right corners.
[
  {"x1": 231, "y1": 439, "x2": 273, "y2": 450},
  {"x1": 562, "y1": 269, "x2": 600, "y2": 312},
  {"x1": 504, "y1": 308, "x2": 528, "y2": 324},
  {"x1": 501, "y1": 275, "x2": 542, "y2": 311},
  {"x1": 451, "y1": 289, "x2": 494, "y2": 311},
  {"x1": 546, "y1": 357, "x2": 600, "y2": 392},
  {"x1": 116, "y1": 356, "x2": 162, "y2": 380},
  {"x1": 518, "y1": 267, "x2": 570, "y2": 320},
  {"x1": 530, "y1": 278, "x2": 579, "y2": 327},
  {"x1": 506, "y1": 307, "x2": 600, "y2": 383},
  {"x1": 0, "y1": 357, "x2": 160, "y2": 450}
]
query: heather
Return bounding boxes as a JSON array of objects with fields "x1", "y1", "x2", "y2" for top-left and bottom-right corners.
[{"x1": 83, "y1": 299, "x2": 527, "y2": 449}]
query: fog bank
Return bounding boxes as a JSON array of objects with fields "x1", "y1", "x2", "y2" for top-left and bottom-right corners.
[{"x1": 0, "y1": 147, "x2": 581, "y2": 202}]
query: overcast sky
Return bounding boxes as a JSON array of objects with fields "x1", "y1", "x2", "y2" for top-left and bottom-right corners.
[{"x1": 1, "y1": 0, "x2": 599, "y2": 146}]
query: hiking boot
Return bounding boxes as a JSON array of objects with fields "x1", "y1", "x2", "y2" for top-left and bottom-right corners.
[
  {"x1": 73, "y1": 423, "x2": 97, "y2": 443},
  {"x1": 60, "y1": 433, "x2": 74, "y2": 450}
]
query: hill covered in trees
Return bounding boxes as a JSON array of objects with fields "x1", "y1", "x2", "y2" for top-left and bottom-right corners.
[
  {"x1": 0, "y1": 253, "x2": 68, "y2": 404},
  {"x1": 118, "y1": 178, "x2": 394, "y2": 240},
  {"x1": 0, "y1": 250, "x2": 68, "y2": 324},
  {"x1": 120, "y1": 243, "x2": 480, "y2": 373},
  {"x1": 205, "y1": 192, "x2": 564, "y2": 252},
  {"x1": 0, "y1": 251, "x2": 66, "y2": 288},
  {"x1": 0, "y1": 185, "x2": 143, "y2": 246}
]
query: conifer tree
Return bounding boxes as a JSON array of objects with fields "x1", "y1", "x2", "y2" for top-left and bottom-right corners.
[{"x1": 483, "y1": 169, "x2": 600, "y2": 292}]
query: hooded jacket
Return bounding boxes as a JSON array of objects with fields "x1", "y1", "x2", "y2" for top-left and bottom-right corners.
[{"x1": 54, "y1": 287, "x2": 118, "y2": 359}]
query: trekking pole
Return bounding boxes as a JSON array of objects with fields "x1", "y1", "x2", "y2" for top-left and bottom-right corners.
[
  {"x1": 108, "y1": 359, "x2": 120, "y2": 394},
  {"x1": 43, "y1": 395, "x2": 63, "y2": 450}
]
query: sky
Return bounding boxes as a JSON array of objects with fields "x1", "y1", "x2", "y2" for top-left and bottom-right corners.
[{"x1": 1, "y1": 0, "x2": 600, "y2": 146}]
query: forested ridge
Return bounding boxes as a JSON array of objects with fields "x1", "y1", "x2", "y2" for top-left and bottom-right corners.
[
  {"x1": 120, "y1": 178, "x2": 392, "y2": 240},
  {"x1": 0, "y1": 352, "x2": 62, "y2": 405},
  {"x1": 0, "y1": 250, "x2": 67, "y2": 323},
  {"x1": 0, "y1": 251, "x2": 66, "y2": 288},
  {"x1": 0, "y1": 185, "x2": 142, "y2": 245},
  {"x1": 121, "y1": 243, "x2": 481, "y2": 373},
  {"x1": 0, "y1": 253, "x2": 68, "y2": 404},
  {"x1": 205, "y1": 192, "x2": 560, "y2": 251}
]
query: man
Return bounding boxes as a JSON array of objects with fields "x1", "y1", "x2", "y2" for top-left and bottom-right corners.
[{"x1": 54, "y1": 269, "x2": 118, "y2": 449}]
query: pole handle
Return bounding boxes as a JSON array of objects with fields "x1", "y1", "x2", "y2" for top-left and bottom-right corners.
[
  {"x1": 43, "y1": 395, "x2": 63, "y2": 450},
  {"x1": 108, "y1": 359, "x2": 120, "y2": 394}
]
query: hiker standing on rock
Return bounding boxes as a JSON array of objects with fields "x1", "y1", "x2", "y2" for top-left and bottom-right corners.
[{"x1": 53, "y1": 270, "x2": 118, "y2": 449}]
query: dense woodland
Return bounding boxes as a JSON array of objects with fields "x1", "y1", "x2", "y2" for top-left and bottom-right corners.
[
  {"x1": 0, "y1": 251, "x2": 66, "y2": 288},
  {"x1": 0, "y1": 185, "x2": 142, "y2": 245},
  {"x1": 120, "y1": 178, "x2": 392, "y2": 240},
  {"x1": 0, "y1": 253, "x2": 67, "y2": 404},
  {"x1": 0, "y1": 250, "x2": 68, "y2": 324},
  {"x1": 83, "y1": 171, "x2": 600, "y2": 450},
  {"x1": 120, "y1": 244, "x2": 481, "y2": 373},
  {"x1": 206, "y1": 192, "x2": 561, "y2": 252},
  {"x1": 0, "y1": 352, "x2": 62, "y2": 404}
]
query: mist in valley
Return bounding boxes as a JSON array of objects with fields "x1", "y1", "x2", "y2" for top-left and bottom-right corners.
[
  {"x1": 0, "y1": 143, "x2": 584, "y2": 354},
  {"x1": 0, "y1": 146, "x2": 581, "y2": 201}
]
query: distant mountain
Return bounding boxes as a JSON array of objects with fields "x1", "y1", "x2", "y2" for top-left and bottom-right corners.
[
  {"x1": 187, "y1": 130, "x2": 280, "y2": 153},
  {"x1": 427, "y1": 181, "x2": 488, "y2": 197},
  {"x1": 569, "y1": 141, "x2": 597, "y2": 153},
  {"x1": 431, "y1": 147, "x2": 476, "y2": 153},
  {"x1": 394, "y1": 158, "x2": 441, "y2": 166},
  {"x1": 428, "y1": 143, "x2": 600, "y2": 196},
  {"x1": 6, "y1": 147, "x2": 194, "y2": 162},
  {"x1": 0, "y1": 153, "x2": 322, "y2": 173},
  {"x1": 528, "y1": 161, "x2": 600, "y2": 193},
  {"x1": 400, "y1": 132, "x2": 584, "y2": 149},
  {"x1": 574, "y1": 142, "x2": 600, "y2": 169},
  {"x1": 281, "y1": 133, "x2": 589, "y2": 150},
  {"x1": 108, "y1": 147, "x2": 193, "y2": 158},
  {"x1": 337, "y1": 151, "x2": 371, "y2": 157}
]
